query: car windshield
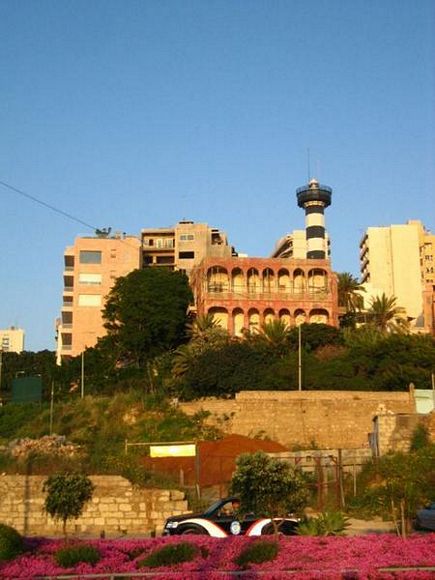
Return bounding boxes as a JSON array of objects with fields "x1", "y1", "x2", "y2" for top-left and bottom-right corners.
[{"x1": 203, "y1": 497, "x2": 239, "y2": 516}]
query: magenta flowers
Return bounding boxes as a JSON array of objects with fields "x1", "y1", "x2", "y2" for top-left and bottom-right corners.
[{"x1": 0, "y1": 534, "x2": 434, "y2": 579}]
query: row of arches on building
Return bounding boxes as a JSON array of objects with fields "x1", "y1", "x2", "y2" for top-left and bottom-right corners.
[
  {"x1": 206, "y1": 266, "x2": 330, "y2": 295},
  {"x1": 207, "y1": 306, "x2": 330, "y2": 335}
]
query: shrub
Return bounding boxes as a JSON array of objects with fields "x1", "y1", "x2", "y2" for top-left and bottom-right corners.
[
  {"x1": 235, "y1": 540, "x2": 279, "y2": 569},
  {"x1": 137, "y1": 542, "x2": 199, "y2": 568},
  {"x1": 55, "y1": 544, "x2": 101, "y2": 567},
  {"x1": 43, "y1": 473, "x2": 95, "y2": 538},
  {"x1": 297, "y1": 511, "x2": 350, "y2": 536},
  {"x1": 0, "y1": 524, "x2": 24, "y2": 562}
]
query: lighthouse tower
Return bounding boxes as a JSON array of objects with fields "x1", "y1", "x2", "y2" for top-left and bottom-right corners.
[{"x1": 296, "y1": 179, "x2": 332, "y2": 259}]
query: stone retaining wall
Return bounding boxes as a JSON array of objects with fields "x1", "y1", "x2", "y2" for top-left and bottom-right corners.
[
  {"x1": 180, "y1": 390, "x2": 415, "y2": 449},
  {"x1": 0, "y1": 475, "x2": 188, "y2": 537}
]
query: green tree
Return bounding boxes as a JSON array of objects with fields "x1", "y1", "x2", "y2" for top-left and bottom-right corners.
[
  {"x1": 337, "y1": 273, "x2": 365, "y2": 312},
  {"x1": 43, "y1": 474, "x2": 95, "y2": 539},
  {"x1": 254, "y1": 320, "x2": 291, "y2": 357},
  {"x1": 103, "y1": 268, "x2": 192, "y2": 367},
  {"x1": 351, "y1": 444, "x2": 435, "y2": 536},
  {"x1": 230, "y1": 451, "x2": 309, "y2": 530},
  {"x1": 288, "y1": 323, "x2": 342, "y2": 352},
  {"x1": 186, "y1": 313, "x2": 220, "y2": 339},
  {"x1": 367, "y1": 293, "x2": 408, "y2": 334},
  {"x1": 1, "y1": 350, "x2": 58, "y2": 400}
]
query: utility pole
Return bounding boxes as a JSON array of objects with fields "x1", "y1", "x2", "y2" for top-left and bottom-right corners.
[
  {"x1": 298, "y1": 323, "x2": 302, "y2": 391},
  {"x1": 49, "y1": 381, "x2": 54, "y2": 435},
  {"x1": 81, "y1": 351, "x2": 85, "y2": 399},
  {"x1": 0, "y1": 349, "x2": 3, "y2": 404}
]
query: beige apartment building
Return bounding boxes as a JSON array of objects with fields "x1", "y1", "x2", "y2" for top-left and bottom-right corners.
[
  {"x1": 360, "y1": 220, "x2": 435, "y2": 332},
  {"x1": 56, "y1": 233, "x2": 141, "y2": 361},
  {"x1": 141, "y1": 221, "x2": 234, "y2": 275},
  {"x1": 0, "y1": 327, "x2": 25, "y2": 353}
]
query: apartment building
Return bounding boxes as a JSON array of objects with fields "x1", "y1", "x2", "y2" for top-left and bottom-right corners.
[
  {"x1": 0, "y1": 326, "x2": 25, "y2": 353},
  {"x1": 360, "y1": 220, "x2": 435, "y2": 331},
  {"x1": 141, "y1": 221, "x2": 234, "y2": 275},
  {"x1": 56, "y1": 233, "x2": 141, "y2": 361}
]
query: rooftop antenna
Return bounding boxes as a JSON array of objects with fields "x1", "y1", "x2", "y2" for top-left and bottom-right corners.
[{"x1": 307, "y1": 148, "x2": 311, "y2": 181}]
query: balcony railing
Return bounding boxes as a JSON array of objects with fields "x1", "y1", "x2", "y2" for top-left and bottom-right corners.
[{"x1": 206, "y1": 286, "x2": 330, "y2": 300}]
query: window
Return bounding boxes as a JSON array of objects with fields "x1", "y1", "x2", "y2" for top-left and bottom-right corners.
[
  {"x1": 156, "y1": 256, "x2": 174, "y2": 264},
  {"x1": 179, "y1": 234, "x2": 195, "y2": 241},
  {"x1": 179, "y1": 251, "x2": 195, "y2": 259},
  {"x1": 79, "y1": 250, "x2": 102, "y2": 264},
  {"x1": 156, "y1": 238, "x2": 174, "y2": 249},
  {"x1": 79, "y1": 273, "x2": 102, "y2": 285},
  {"x1": 78, "y1": 294, "x2": 102, "y2": 307}
]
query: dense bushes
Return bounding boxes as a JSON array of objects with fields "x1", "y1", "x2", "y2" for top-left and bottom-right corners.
[
  {"x1": 0, "y1": 524, "x2": 23, "y2": 562},
  {"x1": 137, "y1": 542, "x2": 200, "y2": 568},
  {"x1": 235, "y1": 540, "x2": 278, "y2": 568},
  {"x1": 55, "y1": 544, "x2": 100, "y2": 567}
]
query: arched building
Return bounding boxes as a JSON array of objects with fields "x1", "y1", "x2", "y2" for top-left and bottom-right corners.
[{"x1": 191, "y1": 256, "x2": 339, "y2": 335}]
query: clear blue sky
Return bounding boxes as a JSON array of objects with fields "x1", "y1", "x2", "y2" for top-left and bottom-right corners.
[{"x1": 1, "y1": 0, "x2": 434, "y2": 352}]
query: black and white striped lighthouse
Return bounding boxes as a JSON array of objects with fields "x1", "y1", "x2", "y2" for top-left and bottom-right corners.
[{"x1": 296, "y1": 178, "x2": 332, "y2": 259}]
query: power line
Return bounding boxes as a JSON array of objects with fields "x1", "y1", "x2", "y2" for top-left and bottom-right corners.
[
  {"x1": 0, "y1": 178, "x2": 141, "y2": 251},
  {"x1": 0, "y1": 179, "x2": 98, "y2": 231}
]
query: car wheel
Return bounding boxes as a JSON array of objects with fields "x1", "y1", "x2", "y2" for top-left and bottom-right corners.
[{"x1": 181, "y1": 525, "x2": 208, "y2": 535}]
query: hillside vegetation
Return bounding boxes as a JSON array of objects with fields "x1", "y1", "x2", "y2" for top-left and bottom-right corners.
[{"x1": 0, "y1": 391, "x2": 220, "y2": 485}]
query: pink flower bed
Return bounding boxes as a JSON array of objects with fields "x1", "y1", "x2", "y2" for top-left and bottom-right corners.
[{"x1": 0, "y1": 534, "x2": 434, "y2": 579}]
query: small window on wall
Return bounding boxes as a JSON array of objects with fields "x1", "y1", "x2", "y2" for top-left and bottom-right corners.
[
  {"x1": 179, "y1": 251, "x2": 195, "y2": 259},
  {"x1": 78, "y1": 294, "x2": 102, "y2": 307},
  {"x1": 180, "y1": 234, "x2": 195, "y2": 241},
  {"x1": 79, "y1": 273, "x2": 102, "y2": 285},
  {"x1": 79, "y1": 251, "x2": 102, "y2": 264}
]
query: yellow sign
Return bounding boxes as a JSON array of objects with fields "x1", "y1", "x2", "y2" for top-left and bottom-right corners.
[{"x1": 150, "y1": 444, "x2": 196, "y2": 458}]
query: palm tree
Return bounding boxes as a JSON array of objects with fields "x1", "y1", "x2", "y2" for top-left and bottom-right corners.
[
  {"x1": 337, "y1": 272, "x2": 365, "y2": 313},
  {"x1": 367, "y1": 293, "x2": 409, "y2": 333},
  {"x1": 255, "y1": 319, "x2": 291, "y2": 356},
  {"x1": 186, "y1": 313, "x2": 219, "y2": 340}
]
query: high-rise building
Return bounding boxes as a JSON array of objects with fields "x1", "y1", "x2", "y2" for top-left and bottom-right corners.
[
  {"x1": 0, "y1": 327, "x2": 25, "y2": 353},
  {"x1": 56, "y1": 233, "x2": 141, "y2": 361},
  {"x1": 359, "y1": 220, "x2": 434, "y2": 331}
]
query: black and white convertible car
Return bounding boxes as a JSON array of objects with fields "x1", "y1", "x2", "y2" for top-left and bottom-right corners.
[{"x1": 163, "y1": 496, "x2": 299, "y2": 537}]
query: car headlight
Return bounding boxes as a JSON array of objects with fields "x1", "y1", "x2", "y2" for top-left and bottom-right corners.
[{"x1": 165, "y1": 521, "x2": 179, "y2": 529}]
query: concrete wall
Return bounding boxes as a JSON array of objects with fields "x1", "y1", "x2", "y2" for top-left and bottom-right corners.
[
  {"x1": 0, "y1": 475, "x2": 188, "y2": 537},
  {"x1": 375, "y1": 411, "x2": 435, "y2": 456},
  {"x1": 180, "y1": 390, "x2": 415, "y2": 449}
]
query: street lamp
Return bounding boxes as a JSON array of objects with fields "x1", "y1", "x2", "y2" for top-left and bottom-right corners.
[
  {"x1": 297, "y1": 314, "x2": 306, "y2": 391},
  {"x1": 298, "y1": 323, "x2": 302, "y2": 391}
]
